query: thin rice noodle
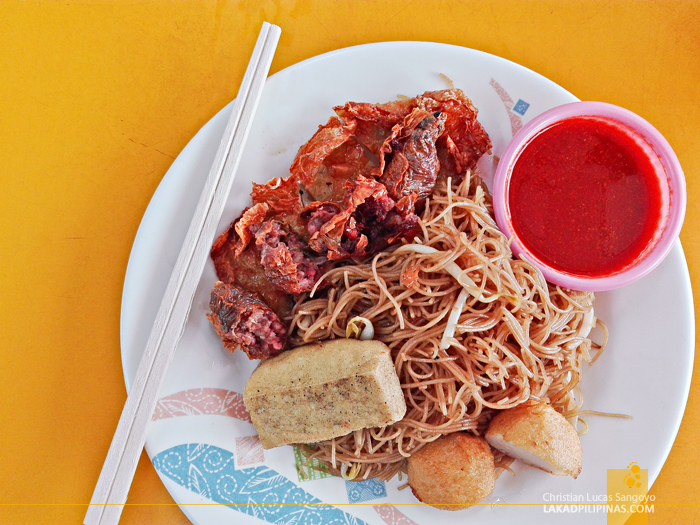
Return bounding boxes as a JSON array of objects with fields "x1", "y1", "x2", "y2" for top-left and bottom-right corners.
[{"x1": 289, "y1": 172, "x2": 604, "y2": 481}]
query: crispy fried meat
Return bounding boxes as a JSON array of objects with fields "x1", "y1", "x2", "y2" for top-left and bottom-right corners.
[
  {"x1": 380, "y1": 112, "x2": 446, "y2": 201},
  {"x1": 208, "y1": 89, "x2": 491, "y2": 359},
  {"x1": 207, "y1": 281, "x2": 287, "y2": 360},
  {"x1": 252, "y1": 220, "x2": 321, "y2": 294}
]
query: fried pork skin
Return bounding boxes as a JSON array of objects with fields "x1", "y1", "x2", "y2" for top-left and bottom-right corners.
[
  {"x1": 485, "y1": 401, "x2": 582, "y2": 478},
  {"x1": 407, "y1": 433, "x2": 496, "y2": 511}
]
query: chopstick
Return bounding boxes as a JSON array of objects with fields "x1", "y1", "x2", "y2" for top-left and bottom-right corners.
[{"x1": 84, "y1": 22, "x2": 281, "y2": 525}]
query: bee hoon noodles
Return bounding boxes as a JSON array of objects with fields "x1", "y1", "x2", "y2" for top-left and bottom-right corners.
[{"x1": 289, "y1": 171, "x2": 606, "y2": 482}]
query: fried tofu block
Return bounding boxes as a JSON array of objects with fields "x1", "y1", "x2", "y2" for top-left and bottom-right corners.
[{"x1": 243, "y1": 339, "x2": 406, "y2": 449}]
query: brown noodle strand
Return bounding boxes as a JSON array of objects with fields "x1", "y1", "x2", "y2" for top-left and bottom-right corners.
[{"x1": 293, "y1": 171, "x2": 604, "y2": 481}]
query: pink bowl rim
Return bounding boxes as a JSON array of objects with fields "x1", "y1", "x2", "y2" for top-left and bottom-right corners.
[{"x1": 492, "y1": 101, "x2": 686, "y2": 292}]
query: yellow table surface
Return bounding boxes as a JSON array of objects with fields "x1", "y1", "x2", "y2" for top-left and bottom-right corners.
[{"x1": 1, "y1": 1, "x2": 698, "y2": 524}]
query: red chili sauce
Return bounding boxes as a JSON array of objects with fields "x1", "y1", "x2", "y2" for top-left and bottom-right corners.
[{"x1": 508, "y1": 116, "x2": 663, "y2": 277}]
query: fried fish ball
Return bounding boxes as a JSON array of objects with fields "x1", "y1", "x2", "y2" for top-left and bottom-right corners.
[
  {"x1": 407, "y1": 432, "x2": 496, "y2": 511},
  {"x1": 485, "y1": 401, "x2": 582, "y2": 478}
]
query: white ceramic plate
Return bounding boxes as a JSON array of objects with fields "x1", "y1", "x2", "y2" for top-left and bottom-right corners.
[{"x1": 120, "y1": 42, "x2": 694, "y2": 525}]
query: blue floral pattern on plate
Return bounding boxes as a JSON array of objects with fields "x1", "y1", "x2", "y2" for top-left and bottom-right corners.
[
  {"x1": 153, "y1": 443, "x2": 369, "y2": 525},
  {"x1": 512, "y1": 99, "x2": 530, "y2": 116},
  {"x1": 345, "y1": 478, "x2": 387, "y2": 504}
]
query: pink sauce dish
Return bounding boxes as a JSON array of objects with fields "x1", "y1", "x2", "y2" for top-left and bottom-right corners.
[{"x1": 492, "y1": 101, "x2": 686, "y2": 292}]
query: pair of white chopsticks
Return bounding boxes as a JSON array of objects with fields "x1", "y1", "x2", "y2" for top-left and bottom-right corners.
[{"x1": 84, "y1": 22, "x2": 282, "y2": 525}]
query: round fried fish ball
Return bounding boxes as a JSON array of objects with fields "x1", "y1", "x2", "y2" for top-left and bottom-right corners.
[
  {"x1": 485, "y1": 401, "x2": 582, "y2": 478},
  {"x1": 407, "y1": 432, "x2": 496, "y2": 511}
]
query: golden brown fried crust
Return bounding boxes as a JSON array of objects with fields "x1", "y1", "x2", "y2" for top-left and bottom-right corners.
[
  {"x1": 485, "y1": 401, "x2": 582, "y2": 478},
  {"x1": 407, "y1": 433, "x2": 496, "y2": 511}
]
